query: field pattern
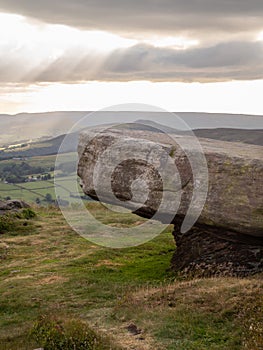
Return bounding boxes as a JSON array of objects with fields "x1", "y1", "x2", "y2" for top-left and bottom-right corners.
[{"x1": 0, "y1": 154, "x2": 83, "y2": 205}]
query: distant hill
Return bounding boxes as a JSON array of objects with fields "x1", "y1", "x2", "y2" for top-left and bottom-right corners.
[
  {"x1": 194, "y1": 128, "x2": 263, "y2": 146},
  {"x1": 1, "y1": 111, "x2": 263, "y2": 146},
  {"x1": 0, "y1": 132, "x2": 78, "y2": 160},
  {"x1": 129, "y1": 119, "x2": 183, "y2": 134},
  {"x1": 0, "y1": 111, "x2": 87, "y2": 146},
  {"x1": 0, "y1": 123, "x2": 262, "y2": 161},
  {"x1": 133, "y1": 120, "x2": 263, "y2": 146}
]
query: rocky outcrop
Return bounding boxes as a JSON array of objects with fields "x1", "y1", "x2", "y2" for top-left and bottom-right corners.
[
  {"x1": 78, "y1": 126, "x2": 263, "y2": 276},
  {"x1": 0, "y1": 199, "x2": 30, "y2": 215},
  {"x1": 172, "y1": 224, "x2": 263, "y2": 277}
]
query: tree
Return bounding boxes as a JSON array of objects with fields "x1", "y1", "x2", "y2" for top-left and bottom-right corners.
[{"x1": 45, "y1": 193, "x2": 53, "y2": 203}]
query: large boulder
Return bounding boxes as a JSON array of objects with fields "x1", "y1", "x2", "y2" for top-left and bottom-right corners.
[{"x1": 78, "y1": 127, "x2": 263, "y2": 276}]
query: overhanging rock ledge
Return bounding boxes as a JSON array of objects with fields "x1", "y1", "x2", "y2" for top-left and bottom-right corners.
[{"x1": 78, "y1": 127, "x2": 263, "y2": 276}]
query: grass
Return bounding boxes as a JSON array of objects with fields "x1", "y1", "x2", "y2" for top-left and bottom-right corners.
[
  {"x1": 112, "y1": 278, "x2": 260, "y2": 350},
  {"x1": 0, "y1": 204, "x2": 262, "y2": 349}
]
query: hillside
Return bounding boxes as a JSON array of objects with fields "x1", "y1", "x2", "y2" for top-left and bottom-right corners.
[
  {"x1": 1, "y1": 111, "x2": 263, "y2": 147},
  {"x1": 0, "y1": 204, "x2": 262, "y2": 349},
  {"x1": 194, "y1": 128, "x2": 263, "y2": 146},
  {"x1": 0, "y1": 123, "x2": 262, "y2": 161},
  {"x1": 0, "y1": 112, "x2": 86, "y2": 146},
  {"x1": 133, "y1": 120, "x2": 263, "y2": 146},
  {"x1": 0, "y1": 132, "x2": 78, "y2": 160}
]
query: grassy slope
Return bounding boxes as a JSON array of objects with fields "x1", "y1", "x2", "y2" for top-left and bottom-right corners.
[
  {"x1": 0, "y1": 205, "x2": 263, "y2": 350},
  {"x1": 0, "y1": 155, "x2": 56, "y2": 169}
]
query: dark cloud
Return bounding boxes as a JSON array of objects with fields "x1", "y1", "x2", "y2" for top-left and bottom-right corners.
[
  {"x1": 0, "y1": 0, "x2": 262, "y2": 40},
  {"x1": 1, "y1": 41, "x2": 262, "y2": 83}
]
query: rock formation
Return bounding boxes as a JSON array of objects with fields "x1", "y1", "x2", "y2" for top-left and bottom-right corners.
[
  {"x1": 78, "y1": 126, "x2": 263, "y2": 276},
  {"x1": 0, "y1": 199, "x2": 30, "y2": 215}
]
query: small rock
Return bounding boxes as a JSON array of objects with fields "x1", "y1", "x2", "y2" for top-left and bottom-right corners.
[
  {"x1": 138, "y1": 336, "x2": 145, "y2": 340},
  {"x1": 126, "y1": 323, "x2": 142, "y2": 335}
]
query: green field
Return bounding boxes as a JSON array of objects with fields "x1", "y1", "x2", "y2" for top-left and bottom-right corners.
[
  {"x1": 0, "y1": 176, "x2": 84, "y2": 204},
  {"x1": 0, "y1": 153, "x2": 82, "y2": 205},
  {"x1": 0, "y1": 181, "x2": 53, "y2": 202}
]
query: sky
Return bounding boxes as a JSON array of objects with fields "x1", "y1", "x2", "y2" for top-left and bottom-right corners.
[{"x1": 0, "y1": 1, "x2": 263, "y2": 114}]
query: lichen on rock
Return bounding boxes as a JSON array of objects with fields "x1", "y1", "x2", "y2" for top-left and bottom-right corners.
[{"x1": 78, "y1": 126, "x2": 263, "y2": 276}]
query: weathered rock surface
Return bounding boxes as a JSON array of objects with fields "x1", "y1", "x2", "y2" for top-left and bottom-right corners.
[
  {"x1": 172, "y1": 224, "x2": 263, "y2": 277},
  {"x1": 78, "y1": 127, "x2": 263, "y2": 276},
  {"x1": 0, "y1": 199, "x2": 30, "y2": 215}
]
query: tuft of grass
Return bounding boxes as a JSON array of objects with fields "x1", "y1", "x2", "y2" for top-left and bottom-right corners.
[
  {"x1": 0, "y1": 208, "x2": 36, "y2": 235},
  {"x1": 31, "y1": 315, "x2": 118, "y2": 350},
  {"x1": 20, "y1": 208, "x2": 36, "y2": 220},
  {"x1": 0, "y1": 214, "x2": 13, "y2": 232},
  {"x1": 169, "y1": 146, "x2": 176, "y2": 158}
]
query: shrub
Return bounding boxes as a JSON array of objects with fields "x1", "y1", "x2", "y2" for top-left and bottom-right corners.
[
  {"x1": 0, "y1": 214, "x2": 13, "y2": 233},
  {"x1": 21, "y1": 208, "x2": 36, "y2": 219},
  {"x1": 0, "y1": 208, "x2": 36, "y2": 234},
  {"x1": 31, "y1": 315, "x2": 117, "y2": 350}
]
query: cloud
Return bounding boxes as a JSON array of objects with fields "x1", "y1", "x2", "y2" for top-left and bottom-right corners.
[
  {"x1": 0, "y1": 1, "x2": 263, "y2": 84},
  {"x1": 0, "y1": 0, "x2": 262, "y2": 41},
  {"x1": 0, "y1": 40, "x2": 263, "y2": 83}
]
